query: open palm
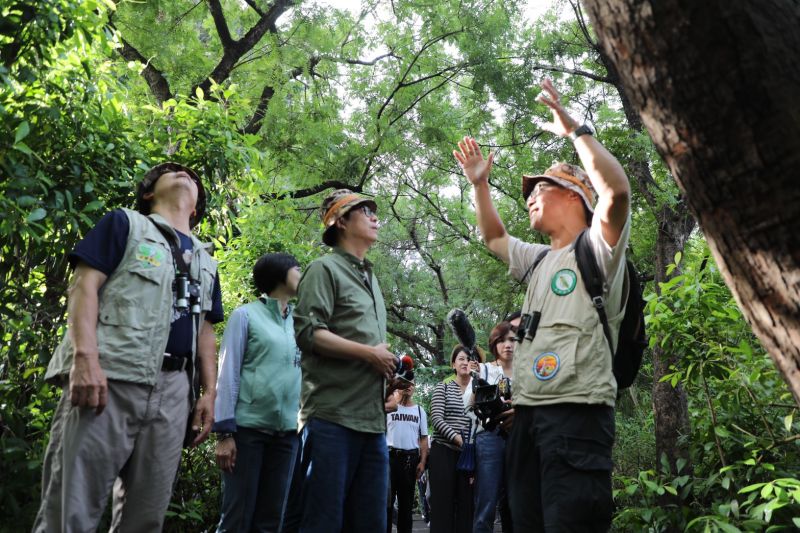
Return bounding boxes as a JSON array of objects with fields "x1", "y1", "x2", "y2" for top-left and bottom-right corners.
[{"x1": 453, "y1": 136, "x2": 494, "y2": 186}]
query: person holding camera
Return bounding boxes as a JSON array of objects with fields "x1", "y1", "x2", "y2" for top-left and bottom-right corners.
[
  {"x1": 464, "y1": 321, "x2": 515, "y2": 533},
  {"x1": 453, "y1": 78, "x2": 631, "y2": 531},
  {"x1": 386, "y1": 377, "x2": 429, "y2": 533},
  {"x1": 213, "y1": 253, "x2": 302, "y2": 532},
  {"x1": 429, "y1": 345, "x2": 480, "y2": 533},
  {"x1": 34, "y1": 163, "x2": 223, "y2": 532},
  {"x1": 293, "y1": 189, "x2": 396, "y2": 532}
]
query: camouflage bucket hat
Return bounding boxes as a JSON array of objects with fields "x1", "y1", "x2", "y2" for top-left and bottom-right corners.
[
  {"x1": 136, "y1": 162, "x2": 206, "y2": 228},
  {"x1": 320, "y1": 189, "x2": 378, "y2": 246},
  {"x1": 522, "y1": 162, "x2": 597, "y2": 213}
]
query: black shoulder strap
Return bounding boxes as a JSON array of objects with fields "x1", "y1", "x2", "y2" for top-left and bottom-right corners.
[
  {"x1": 148, "y1": 217, "x2": 190, "y2": 275},
  {"x1": 418, "y1": 405, "x2": 422, "y2": 437},
  {"x1": 574, "y1": 229, "x2": 615, "y2": 356},
  {"x1": 519, "y1": 246, "x2": 551, "y2": 285}
]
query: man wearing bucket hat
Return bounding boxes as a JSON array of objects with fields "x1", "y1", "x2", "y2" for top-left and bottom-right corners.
[
  {"x1": 453, "y1": 78, "x2": 631, "y2": 532},
  {"x1": 34, "y1": 162, "x2": 224, "y2": 532},
  {"x1": 293, "y1": 189, "x2": 396, "y2": 532}
]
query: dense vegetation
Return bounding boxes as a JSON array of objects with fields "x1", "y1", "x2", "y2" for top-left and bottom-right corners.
[{"x1": 1, "y1": 1, "x2": 798, "y2": 531}]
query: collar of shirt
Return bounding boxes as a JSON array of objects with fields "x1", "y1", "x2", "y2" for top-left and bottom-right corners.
[
  {"x1": 332, "y1": 246, "x2": 373, "y2": 270},
  {"x1": 258, "y1": 295, "x2": 293, "y2": 319}
]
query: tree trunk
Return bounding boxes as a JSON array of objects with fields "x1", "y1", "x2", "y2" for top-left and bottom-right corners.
[
  {"x1": 598, "y1": 44, "x2": 695, "y2": 476},
  {"x1": 652, "y1": 207, "x2": 691, "y2": 475},
  {"x1": 582, "y1": 0, "x2": 800, "y2": 403}
]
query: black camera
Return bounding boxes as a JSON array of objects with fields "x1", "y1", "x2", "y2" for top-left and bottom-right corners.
[
  {"x1": 515, "y1": 311, "x2": 541, "y2": 343},
  {"x1": 471, "y1": 372, "x2": 512, "y2": 433},
  {"x1": 174, "y1": 273, "x2": 201, "y2": 315}
]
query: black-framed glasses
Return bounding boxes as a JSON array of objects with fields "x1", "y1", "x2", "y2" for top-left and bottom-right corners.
[{"x1": 354, "y1": 204, "x2": 377, "y2": 218}]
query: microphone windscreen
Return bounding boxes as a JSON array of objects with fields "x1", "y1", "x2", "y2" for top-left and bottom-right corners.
[{"x1": 446, "y1": 308, "x2": 476, "y2": 351}]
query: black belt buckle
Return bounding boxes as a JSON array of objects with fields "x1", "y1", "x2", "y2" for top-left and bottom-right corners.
[{"x1": 162, "y1": 353, "x2": 188, "y2": 372}]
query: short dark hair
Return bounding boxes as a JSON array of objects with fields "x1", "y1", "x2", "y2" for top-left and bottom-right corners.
[
  {"x1": 488, "y1": 321, "x2": 513, "y2": 359},
  {"x1": 253, "y1": 253, "x2": 299, "y2": 294}
]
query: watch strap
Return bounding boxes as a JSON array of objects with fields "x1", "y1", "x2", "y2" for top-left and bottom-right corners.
[{"x1": 569, "y1": 124, "x2": 593, "y2": 141}]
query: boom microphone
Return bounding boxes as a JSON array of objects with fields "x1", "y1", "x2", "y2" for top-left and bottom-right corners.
[{"x1": 446, "y1": 308, "x2": 480, "y2": 362}]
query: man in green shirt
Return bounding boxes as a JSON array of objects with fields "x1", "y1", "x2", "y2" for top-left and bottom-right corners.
[{"x1": 293, "y1": 189, "x2": 396, "y2": 532}]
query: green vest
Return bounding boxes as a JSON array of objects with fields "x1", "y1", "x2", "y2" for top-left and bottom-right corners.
[
  {"x1": 514, "y1": 245, "x2": 623, "y2": 407},
  {"x1": 46, "y1": 208, "x2": 218, "y2": 386},
  {"x1": 234, "y1": 299, "x2": 301, "y2": 432}
]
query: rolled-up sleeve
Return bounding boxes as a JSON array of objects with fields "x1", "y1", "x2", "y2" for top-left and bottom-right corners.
[
  {"x1": 293, "y1": 261, "x2": 335, "y2": 354},
  {"x1": 212, "y1": 306, "x2": 249, "y2": 433}
]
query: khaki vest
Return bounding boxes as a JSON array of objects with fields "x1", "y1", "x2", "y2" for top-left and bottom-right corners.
[
  {"x1": 46, "y1": 209, "x2": 217, "y2": 386},
  {"x1": 513, "y1": 245, "x2": 624, "y2": 407}
]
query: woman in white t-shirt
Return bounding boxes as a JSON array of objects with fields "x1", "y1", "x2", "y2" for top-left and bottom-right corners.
[
  {"x1": 464, "y1": 321, "x2": 515, "y2": 533},
  {"x1": 386, "y1": 377, "x2": 429, "y2": 533}
]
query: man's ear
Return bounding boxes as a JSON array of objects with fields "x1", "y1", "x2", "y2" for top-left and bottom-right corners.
[{"x1": 142, "y1": 191, "x2": 155, "y2": 201}]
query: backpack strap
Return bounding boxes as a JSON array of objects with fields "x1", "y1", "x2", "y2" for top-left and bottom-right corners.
[
  {"x1": 519, "y1": 246, "x2": 551, "y2": 285},
  {"x1": 574, "y1": 229, "x2": 615, "y2": 357},
  {"x1": 418, "y1": 405, "x2": 422, "y2": 437}
]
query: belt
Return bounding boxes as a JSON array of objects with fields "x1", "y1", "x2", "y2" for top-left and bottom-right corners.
[
  {"x1": 389, "y1": 447, "x2": 419, "y2": 456},
  {"x1": 161, "y1": 353, "x2": 190, "y2": 372}
]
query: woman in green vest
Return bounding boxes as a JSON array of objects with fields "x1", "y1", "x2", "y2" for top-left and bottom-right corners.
[{"x1": 212, "y1": 253, "x2": 302, "y2": 532}]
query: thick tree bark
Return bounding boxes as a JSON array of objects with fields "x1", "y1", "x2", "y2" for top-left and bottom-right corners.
[
  {"x1": 582, "y1": 0, "x2": 800, "y2": 402},
  {"x1": 586, "y1": 17, "x2": 696, "y2": 477}
]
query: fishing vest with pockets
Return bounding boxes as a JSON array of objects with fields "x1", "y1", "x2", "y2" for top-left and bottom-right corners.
[
  {"x1": 46, "y1": 208, "x2": 217, "y2": 386},
  {"x1": 513, "y1": 236, "x2": 625, "y2": 408}
]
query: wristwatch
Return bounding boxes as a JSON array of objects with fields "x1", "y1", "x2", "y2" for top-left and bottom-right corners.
[
  {"x1": 568, "y1": 124, "x2": 594, "y2": 141},
  {"x1": 218, "y1": 432, "x2": 234, "y2": 441}
]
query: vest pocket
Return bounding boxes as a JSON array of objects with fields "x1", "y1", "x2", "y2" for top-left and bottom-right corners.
[
  {"x1": 200, "y1": 265, "x2": 215, "y2": 312},
  {"x1": 516, "y1": 318, "x2": 593, "y2": 398},
  {"x1": 99, "y1": 302, "x2": 154, "y2": 330}
]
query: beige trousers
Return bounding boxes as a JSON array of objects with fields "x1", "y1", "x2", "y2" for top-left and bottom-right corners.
[{"x1": 33, "y1": 370, "x2": 189, "y2": 532}]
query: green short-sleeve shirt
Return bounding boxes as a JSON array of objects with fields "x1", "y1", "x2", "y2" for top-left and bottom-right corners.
[{"x1": 294, "y1": 247, "x2": 388, "y2": 433}]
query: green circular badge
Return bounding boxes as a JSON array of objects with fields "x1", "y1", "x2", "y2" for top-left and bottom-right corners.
[{"x1": 551, "y1": 269, "x2": 577, "y2": 296}]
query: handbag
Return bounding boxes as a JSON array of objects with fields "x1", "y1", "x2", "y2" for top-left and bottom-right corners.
[{"x1": 455, "y1": 425, "x2": 476, "y2": 473}]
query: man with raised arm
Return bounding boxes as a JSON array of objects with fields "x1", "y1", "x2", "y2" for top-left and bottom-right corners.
[
  {"x1": 453, "y1": 79, "x2": 631, "y2": 532},
  {"x1": 34, "y1": 162, "x2": 223, "y2": 532},
  {"x1": 293, "y1": 189, "x2": 396, "y2": 533}
]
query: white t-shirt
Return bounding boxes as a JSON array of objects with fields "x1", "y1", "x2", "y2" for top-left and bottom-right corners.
[{"x1": 386, "y1": 403, "x2": 429, "y2": 450}]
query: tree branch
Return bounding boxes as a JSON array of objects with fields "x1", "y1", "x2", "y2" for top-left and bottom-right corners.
[
  {"x1": 243, "y1": 0, "x2": 266, "y2": 17},
  {"x1": 529, "y1": 62, "x2": 610, "y2": 83},
  {"x1": 240, "y1": 56, "x2": 320, "y2": 135},
  {"x1": 116, "y1": 35, "x2": 173, "y2": 103},
  {"x1": 260, "y1": 179, "x2": 361, "y2": 201},
  {"x1": 194, "y1": 0, "x2": 296, "y2": 98},
  {"x1": 205, "y1": 0, "x2": 234, "y2": 47}
]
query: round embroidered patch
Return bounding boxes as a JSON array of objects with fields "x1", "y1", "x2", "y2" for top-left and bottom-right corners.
[
  {"x1": 533, "y1": 352, "x2": 560, "y2": 381},
  {"x1": 551, "y1": 269, "x2": 577, "y2": 296}
]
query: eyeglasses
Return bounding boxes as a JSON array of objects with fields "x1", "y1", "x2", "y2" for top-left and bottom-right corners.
[
  {"x1": 530, "y1": 181, "x2": 560, "y2": 199},
  {"x1": 353, "y1": 204, "x2": 377, "y2": 219}
]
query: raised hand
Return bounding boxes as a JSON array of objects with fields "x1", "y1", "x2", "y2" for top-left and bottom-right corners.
[
  {"x1": 453, "y1": 136, "x2": 494, "y2": 186},
  {"x1": 536, "y1": 78, "x2": 580, "y2": 138}
]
